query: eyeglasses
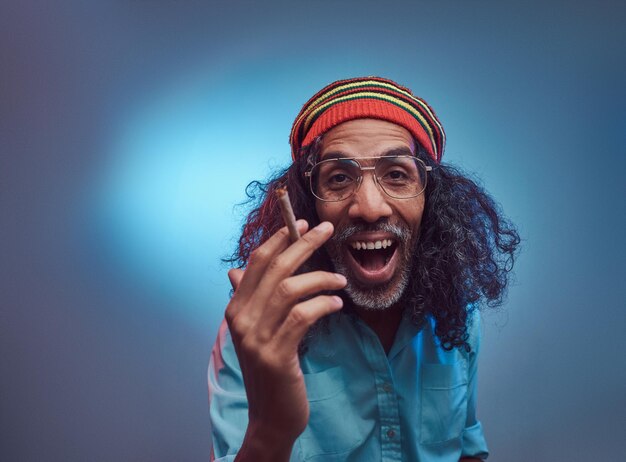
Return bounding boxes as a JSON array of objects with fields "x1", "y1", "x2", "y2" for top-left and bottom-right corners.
[{"x1": 305, "y1": 155, "x2": 432, "y2": 202}]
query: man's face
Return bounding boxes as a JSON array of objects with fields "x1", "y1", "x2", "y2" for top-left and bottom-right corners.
[{"x1": 314, "y1": 119, "x2": 426, "y2": 310}]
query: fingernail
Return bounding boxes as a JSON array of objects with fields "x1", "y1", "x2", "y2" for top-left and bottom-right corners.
[
  {"x1": 335, "y1": 273, "x2": 347, "y2": 284},
  {"x1": 332, "y1": 295, "x2": 343, "y2": 307},
  {"x1": 317, "y1": 221, "x2": 332, "y2": 232}
]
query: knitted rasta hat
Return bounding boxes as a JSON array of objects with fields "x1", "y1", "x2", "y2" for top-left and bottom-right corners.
[{"x1": 289, "y1": 76, "x2": 446, "y2": 163}]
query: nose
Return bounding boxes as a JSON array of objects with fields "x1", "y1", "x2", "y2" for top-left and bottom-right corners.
[{"x1": 347, "y1": 173, "x2": 393, "y2": 223}]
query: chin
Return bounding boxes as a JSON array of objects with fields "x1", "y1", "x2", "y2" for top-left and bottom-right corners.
[{"x1": 343, "y1": 273, "x2": 409, "y2": 310}]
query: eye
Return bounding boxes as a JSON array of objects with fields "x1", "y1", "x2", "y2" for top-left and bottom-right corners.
[
  {"x1": 381, "y1": 168, "x2": 410, "y2": 183},
  {"x1": 331, "y1": 173, "x2": 348, "y2": 183},
  {"x1": 386, "y1": 169, "x2": 409, "y2": 180},
  {"x1": 377, "y1": 157, "x2": 419, "y2": 186},
  {"x1": 327, "y1": 172, "x2": 354, "y2": 189}
]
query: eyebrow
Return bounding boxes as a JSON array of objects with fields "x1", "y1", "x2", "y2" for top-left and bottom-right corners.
[{"x1": 320, "y1": 146, "x2": 415, "y2": 160}]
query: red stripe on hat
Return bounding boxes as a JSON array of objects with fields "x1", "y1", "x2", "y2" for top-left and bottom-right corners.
[{"x1": 301, "y1": 99, "x2": 436, "y2": 160}]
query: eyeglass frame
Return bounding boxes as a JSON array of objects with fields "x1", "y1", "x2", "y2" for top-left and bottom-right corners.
[{"x1": 304, "y1": 154, "x2": 433, "y2": 202}]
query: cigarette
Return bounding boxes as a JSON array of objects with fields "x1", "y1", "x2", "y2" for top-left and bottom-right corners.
[{"x1": 276, "y1": 187, "x2": 300, "y2": 242}]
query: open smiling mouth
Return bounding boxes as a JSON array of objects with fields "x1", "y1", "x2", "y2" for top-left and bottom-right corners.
[{"x1": 346, "y1": 239, "x2": 399, "y2": 279}]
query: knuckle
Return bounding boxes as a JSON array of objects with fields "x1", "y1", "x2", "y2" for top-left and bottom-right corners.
[
  {"x1": 227, "y1": 313, "x2": 249, "y2": 338},
  {"x1": 288, "y1": 306, "x2": 313, "y2": 328},
  {"x1": 225, "y1": 304, "x2": 237, "y2": 326},
  {"x1": 275, "y1": 279, "x2": 293, "y2": 301},
  {"x1": 300, "y1": 233, "x2": 318, "y2": 249},
  {"x1": 249, "y1": 247, "x2": 269, "y2": 265},
  {"x1": 256, "y1": 329, "x2": 272, "y2": 344},
  {"x1": 267, "y1": 255, "x2": 288, "y2": 274},
  {"x1": 225, "y1": 310, "x2": 235, "y2": 327},
  {"x1": 301, "y1": 231, "x2": 328, "y2": 253}
]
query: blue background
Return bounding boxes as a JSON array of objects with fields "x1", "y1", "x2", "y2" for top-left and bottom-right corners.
[{"x1": 2, "y1": 1, "x2": 624, "y2": 460}]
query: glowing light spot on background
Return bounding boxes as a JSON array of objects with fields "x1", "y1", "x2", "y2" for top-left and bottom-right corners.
[{"x1": 95, "y1": 72, "x2": 297, "y2": 322}]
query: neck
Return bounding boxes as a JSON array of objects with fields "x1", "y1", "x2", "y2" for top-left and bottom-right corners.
[{"x1": 353, "y1": 303, "x2": 403, "y2": 354}]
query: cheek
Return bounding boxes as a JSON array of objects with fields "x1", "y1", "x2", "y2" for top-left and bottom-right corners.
[
  {"x1": 315, "y1": 201, "x2": 344, "y2": 227},
  {"x1": 401, "y1": 199, "x2": 425, "y2": 232}
]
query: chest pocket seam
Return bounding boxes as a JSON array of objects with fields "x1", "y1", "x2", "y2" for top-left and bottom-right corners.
[
  {"x1": 299, "y1": 366, "x2": 363, "y2": 460},
  {"x1": 303, "y1": 366, "x2": 345, "y2": 402},
  {"x1": 420, "y1": 362, "x2": 469, "y2": 445}
]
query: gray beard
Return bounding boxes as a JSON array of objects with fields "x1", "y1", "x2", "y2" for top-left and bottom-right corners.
[{"x1": 325, "y1": 221, "x2": 414, "y2": 311}]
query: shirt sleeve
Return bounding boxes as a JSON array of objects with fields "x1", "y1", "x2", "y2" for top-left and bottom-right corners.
[
  {"x1": 461, "y1": 310, "x2": 490, "y2": 459},
  {"x1": 208, "y1": 319, "x2": 249, "y2": 461}
]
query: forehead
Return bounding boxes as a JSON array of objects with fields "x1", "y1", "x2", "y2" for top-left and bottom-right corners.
[{"x1": 319, "y1": 119, "x2": 415, "y2": 160}]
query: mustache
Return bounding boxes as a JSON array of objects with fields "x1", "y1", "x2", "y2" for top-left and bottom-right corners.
[{"x1": 330, "y1": 221, "x2": 411, "y2": 245}]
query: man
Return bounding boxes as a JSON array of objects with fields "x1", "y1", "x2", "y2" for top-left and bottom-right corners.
[{"x1": 208, "y1": 77, "x2": 520, "y2": 461}]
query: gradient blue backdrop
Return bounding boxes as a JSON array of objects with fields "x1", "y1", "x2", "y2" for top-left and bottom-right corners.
[{"x1": 2, "y1": 1, "x2": 625, "y2": 460}]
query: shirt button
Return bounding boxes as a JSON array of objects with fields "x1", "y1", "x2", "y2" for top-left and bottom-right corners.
[
  {"x1": 382, "y1": 382, "x2": 393, "y2": 392},
  {"x1": 387, "y1": 429, "x2": 396, "y2": 439}
]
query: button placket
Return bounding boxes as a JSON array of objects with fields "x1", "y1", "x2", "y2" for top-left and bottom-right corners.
[{"x1": 359, "y1": 327, "x2": 402, "y2": 461}]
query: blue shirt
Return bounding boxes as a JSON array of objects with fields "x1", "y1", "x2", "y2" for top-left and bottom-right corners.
[{"x1": 208, "y1": 310, "x2": 489, "y2": 461}]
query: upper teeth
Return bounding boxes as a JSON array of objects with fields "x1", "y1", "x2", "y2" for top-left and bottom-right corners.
[{"x1": 350, "y1": 239, "x2": 394, "y2": 250}]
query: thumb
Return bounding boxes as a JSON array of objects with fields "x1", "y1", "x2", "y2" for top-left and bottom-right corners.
[{"x1": 227, "y1": 268, "x2": 245, "y2": 291}]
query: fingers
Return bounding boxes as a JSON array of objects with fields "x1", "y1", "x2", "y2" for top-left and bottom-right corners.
[
  {"x1": 275, "y1": 295, "x2": 344, "y2": 350},
  {"x1": 263, "y1": 271, "x2": 347, "y2": 327},
  {"x1": 226, "y1": 220, "x2": 338, "y2": 337},
  {"x1": 235, "y1": 220, "x2": 310, "y2": 299},
  {"x1": 282, "y1": 222, "x2": 334, "y2": 271},
  {"x1": 253, "y1": 222, "x2": 335, "y2": 299}
]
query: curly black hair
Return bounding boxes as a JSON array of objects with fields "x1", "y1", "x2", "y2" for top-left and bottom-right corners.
[{"x1": 226, "y1": 138, "x2": 520, "y2": 352}]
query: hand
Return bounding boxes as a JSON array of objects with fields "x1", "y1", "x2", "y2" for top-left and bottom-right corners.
[{"x1": 225, "y1": 220, "x2": 347, "y2": 456}]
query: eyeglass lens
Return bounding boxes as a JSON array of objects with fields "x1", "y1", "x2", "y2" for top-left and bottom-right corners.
[{"x1": 310, "y1": 156, "x2": 427, "y2": 201}]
